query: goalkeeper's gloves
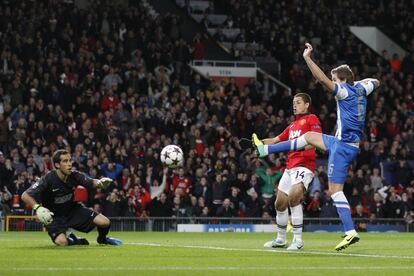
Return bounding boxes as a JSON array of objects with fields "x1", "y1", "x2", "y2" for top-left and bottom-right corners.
[
  {"x1": 34, "y1": 204, "x2": 54, "y2": 225},
  {"x1": 96, "y1": 177, "x2": 114, "y2": 189}
]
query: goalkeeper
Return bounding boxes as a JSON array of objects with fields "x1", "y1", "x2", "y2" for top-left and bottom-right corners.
[{"x1": 22, "y1": 149, "x2": 122, "y2": 246}]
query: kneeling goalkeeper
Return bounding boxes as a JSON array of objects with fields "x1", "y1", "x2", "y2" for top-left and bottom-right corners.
[{"x1": 22, "y1": 149, "x2": 122, "y2": 246}]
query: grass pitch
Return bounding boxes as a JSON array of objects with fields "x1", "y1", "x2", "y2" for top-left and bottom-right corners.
[{"x1": 1, "y1": 232, "x2": 414, "y2": 275}]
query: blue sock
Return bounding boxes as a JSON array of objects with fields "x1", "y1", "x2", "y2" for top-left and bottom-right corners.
[
  {"x1": 332, "y1": 191, "x2": 355, "y2": 233},
  {"x1": 268, "y1": 140, "x2": 291, "y2": 153},
  {"x1": 268, "y1": 136, "x2": 308, "y2": 154}
]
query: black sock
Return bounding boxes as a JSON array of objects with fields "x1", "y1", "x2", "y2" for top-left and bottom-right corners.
[
  {"x1": 67, "y1": 236, "x2": 77, "y2": 246},
  {"x1": 97, "y1": 223, "x2": 110, "y2": 241}
]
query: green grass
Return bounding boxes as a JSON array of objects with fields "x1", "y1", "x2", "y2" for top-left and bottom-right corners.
[{"x1": 1, "y1": 232, "x2": 414, "y2": 275}]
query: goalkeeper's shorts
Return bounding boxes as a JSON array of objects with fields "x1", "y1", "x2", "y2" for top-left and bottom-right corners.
[{"x1": 46, "y1": 204, "x2": 98, "y2": 242}]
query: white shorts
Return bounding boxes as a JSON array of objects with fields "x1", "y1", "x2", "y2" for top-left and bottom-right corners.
[{"x1": 278, "y1": 167, "x2": 314, "y2": 195}]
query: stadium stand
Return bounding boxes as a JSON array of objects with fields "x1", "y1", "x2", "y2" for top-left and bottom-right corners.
[{"x1": 0, "y1": 0, "x2": 413, "y2": 230}]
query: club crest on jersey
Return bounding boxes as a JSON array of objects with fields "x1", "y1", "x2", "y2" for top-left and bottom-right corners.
[
  {"x1": 300, "y1": 119, "x2": 306, "y2": 125},
  {"x1": 289, "y1": 130, "x2": 301, "y2": 139}
]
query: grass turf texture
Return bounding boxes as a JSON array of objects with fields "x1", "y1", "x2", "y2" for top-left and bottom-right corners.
[{"x1": 1, "y1": 232, "x2": 414, "y2": 275}]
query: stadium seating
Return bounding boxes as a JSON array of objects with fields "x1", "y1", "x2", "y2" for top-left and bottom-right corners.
[{"x1": 0, "y1": 0, "x2": 412, "y2": 225}]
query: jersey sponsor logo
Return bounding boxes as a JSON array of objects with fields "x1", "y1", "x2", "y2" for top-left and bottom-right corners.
[
  {"x1": 289, "y1": 130, "x2": 301, "y2": 139},
  {"x1": 54, "y1": 193, "x2": 73, "y2": 204}
]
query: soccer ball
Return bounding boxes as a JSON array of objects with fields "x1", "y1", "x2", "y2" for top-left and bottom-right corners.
[{"x1": 160, "y1": 145, "x2": 184, "y2": 168}]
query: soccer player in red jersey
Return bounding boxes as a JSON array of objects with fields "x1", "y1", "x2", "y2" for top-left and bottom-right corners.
[{"x1": 260, "y1": 93, "x2": 322, "y2": 250}]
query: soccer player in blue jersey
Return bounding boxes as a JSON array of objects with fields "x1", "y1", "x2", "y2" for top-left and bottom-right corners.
[{"x1": 253, "y1": 43, "x2": 380, "y2": 250}]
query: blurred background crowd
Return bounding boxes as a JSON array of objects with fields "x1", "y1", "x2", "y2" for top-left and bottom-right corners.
[{"x1": 0, "y1": 0, "x2": 413, "y2": 230}]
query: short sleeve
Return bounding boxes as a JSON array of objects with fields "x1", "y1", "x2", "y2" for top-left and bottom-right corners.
[
  {"x1": 277, "y1": 126, "x2": 290, "y2": 141},
  {"x1": 356, "y1": 80, "x2": 375, "y2": 96},
  {"x1": 25, "y1": 177, "x2": 49, "y2": 200},
  {"x1": 333, "y1": 83, "x2": 349, "y2": 100},
  {"x1": 308, "y1": 115, "x2": 322, "y2": 133}
]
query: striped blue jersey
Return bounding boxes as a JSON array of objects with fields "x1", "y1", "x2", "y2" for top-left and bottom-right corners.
[{"x1": 333, "y1": 80, "x2": 375, "y2": 143}]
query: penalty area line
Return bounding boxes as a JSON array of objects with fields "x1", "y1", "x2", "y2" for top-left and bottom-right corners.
[{"x1": 126, "y1": 242, "x2": 414, "y2": 260}]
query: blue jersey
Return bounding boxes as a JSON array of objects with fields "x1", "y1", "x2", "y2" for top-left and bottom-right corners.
[{"x1": 333, "y1": 81, "x2": 375, "y2": 143}]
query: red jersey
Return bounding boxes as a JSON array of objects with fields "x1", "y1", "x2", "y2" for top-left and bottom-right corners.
[
  {"x1": 277, "y1": 113, "x2": 322, "y2": 171},
  {"x1": 171, "y1": 175, "x2": 192, "y2": 196}
]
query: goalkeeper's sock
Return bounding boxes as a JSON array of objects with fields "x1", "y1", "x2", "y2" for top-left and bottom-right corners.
[
  {"x1": 268, "y1": 135, "x2": 308, "y2": 154},
  {"x1": 67, "y1": 235, "x2": 77, "y2": 246},
  {"x1": 67, "y1": 233, "x2": 89, "y2": 245},
  {"x1": 332, "y1": 191, "x2": 355, "y2": 234},
  {"x1": 291, "y1": 205, "x2": 303, "y2": 242},
  {"x1": 97, "y1": 223, "x2": 111, "y2": 242},
  {"x1": 276, "y1": 209, "x2": 288, "y2": 241}
]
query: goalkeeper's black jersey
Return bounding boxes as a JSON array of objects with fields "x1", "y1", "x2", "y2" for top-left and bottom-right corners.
[{"x1": 25, "y1": 170, "x2": 93, "y2": 217}]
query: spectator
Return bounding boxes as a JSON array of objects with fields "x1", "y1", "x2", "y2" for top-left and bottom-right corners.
[
  {"x1": 243, "y1": 190, "x2": 264, "y2": 218},
  {"x1": 216, "y1": 198, "x2": 236, "y2": 222},
  {"x1": 320, "y1": 191, "x2": 337, "y2": 218},
  {"x1": 353, "y1": 204, "x2": 369, "y2": 232},
  {"x1": 255, "y1": 165, "x2": 282, "y2": 199}
]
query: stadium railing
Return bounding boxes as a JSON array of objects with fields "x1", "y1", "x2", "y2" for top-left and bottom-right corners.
[{"x1": 2, "y1": 215, "x2": 411, "y2": 232}]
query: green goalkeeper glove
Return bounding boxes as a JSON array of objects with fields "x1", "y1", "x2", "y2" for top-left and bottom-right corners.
[
  {"x1": 34, "y1": 204, "x2": 54, "y2": 225},
  {"x1": 96, "y1": 177, "x2": 114, "y2": 189}
]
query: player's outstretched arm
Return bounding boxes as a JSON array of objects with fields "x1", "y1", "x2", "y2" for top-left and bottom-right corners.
[
  {"x1": 21, "y1": 192, "x2": 54, "y2": 225},
  {"x1": 262, "y1": 137, "x2": 280, "y2": 145},
  {"x1": 21, "y1": 191, "x2": 38, "y2": 209},
  {"x1": 359, "y1": 78, "x2": 381, "y2": 89},
  {"x1": 303, "y1": 43, "x2": 335, "y2": 92}
]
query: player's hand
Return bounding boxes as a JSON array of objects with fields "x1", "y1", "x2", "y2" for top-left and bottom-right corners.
[
  {"x1": 303, "y1": 43, "x2": 313, "y2": 58},
  {"x1": 97, "y1": 177, "x2": 114, "y2": 189},
  {"x1": 35, "y1": 205, "x2": 54, "y2": 225}
]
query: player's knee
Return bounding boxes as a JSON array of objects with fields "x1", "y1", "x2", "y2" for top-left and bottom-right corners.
[
  {"x1": 95, "y1": 214, "x2": 111, "y2": 227},
  {"x1": 275, "y1": 198, "x2": 288, "y2": 211},
  {"x1": 54, "y1": 235, "x2": 68, "y2": 246},
  {"x1": 289, "y1": 186, "x2": 304, "y2": 206},
  {"x1": 289, "y1": 195, "x2": 302, "y2": 207}
]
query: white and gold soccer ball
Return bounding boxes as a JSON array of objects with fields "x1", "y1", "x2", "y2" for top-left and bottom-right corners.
[{"x1": 160, "y1": 145, "x2": 184, "y2": 168}]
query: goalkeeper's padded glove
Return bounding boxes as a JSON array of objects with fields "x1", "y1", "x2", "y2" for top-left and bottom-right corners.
[
  {"x1": 96, "y1": 177, "x2": 114, "y2": 189},
  {"x1": 34, "y1": 204, "x2": 54, "y2": 225}
]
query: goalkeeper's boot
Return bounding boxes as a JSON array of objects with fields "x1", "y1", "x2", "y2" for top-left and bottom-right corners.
[
  {"x1": 97, "y1": 236, "x2": 123, "y2": 246},
  {"x1": 263, "y1": 238, "x2": 287, "y2": 248},
  {"x1": 252, "y1": 133, "x2": 267, "y2": 157},
  {"x1": 287, "y1": 238, "x2": 304, "y2": 251},
  {"x1": 335, "y1": 232, "x2": 360, "y2": 251},
  {"x1": 67, "y1": 232, "x2": 89, "y2": 245}
]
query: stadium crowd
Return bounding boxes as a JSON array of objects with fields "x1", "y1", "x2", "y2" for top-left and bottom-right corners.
[{"x1": 0, "y1": 0, "x2": 413, "y2": 230}]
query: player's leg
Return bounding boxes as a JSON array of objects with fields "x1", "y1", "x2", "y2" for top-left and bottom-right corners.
[
  {"x1": 330, "y1": 181, "x2": 360, "y2": 251},
  {"x1": 46, "y1": 217, "x2": 84, "y2": 246},
  {"x1": 286, "y1": 167, "x2": 313, "y2": 250},
  {"x1": 67, "y1": 204, "x2": 122, "y2": 245},
  {"x1": 93, "y1": 214, "x2": 122, "y2": 245},
  {"x1": 66, "y1": 228, "x2": 90, "y2": 245},
  {"x1": 253, "y1": 132, "x2": 326, "y2": 157},
  {"x1": 326, "y1": 142, "x2": 360, "y2": 250},
  {"x1": 264, "y1": 171, "x2": 290, "y2": 248},
  {"x1": 287, "y1": 183, "x2": 304, "y2": 250},
  {"x1": 54, "y1": 233, "x2": 69, "y2": 246}
]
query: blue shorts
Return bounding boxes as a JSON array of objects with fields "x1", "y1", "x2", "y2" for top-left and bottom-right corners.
[{"x1": 322, "y1": 134, "x2": 359, "y2": 184}]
